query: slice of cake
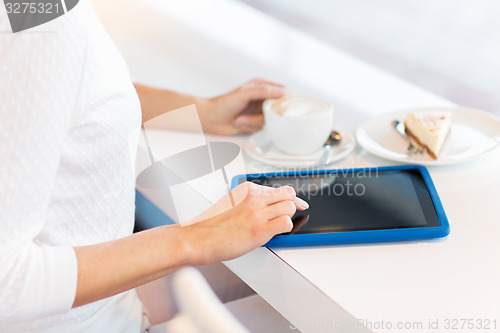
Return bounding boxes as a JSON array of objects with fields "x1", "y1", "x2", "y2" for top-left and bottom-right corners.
[{"x1": 404, "y1": 111, "x2": 452, "y2": 159}]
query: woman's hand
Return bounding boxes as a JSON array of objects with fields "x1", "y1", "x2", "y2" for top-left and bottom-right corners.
[
  {"x1": 72, "y1": 181, "x2": 307, "y2": 307},
  {"x1": 180, "y1": 181, "x2": 308, "y2": 265},
  {"x1": 135, "y1": 78, "x2": 287, "y2": 134},
  {"x1": 200, "y1": 79, "x2": 288, "y2": 135}
]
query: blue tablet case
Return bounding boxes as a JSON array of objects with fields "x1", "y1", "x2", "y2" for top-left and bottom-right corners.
[{"x1": 231, "y1": 165, "x2": 450, "y2": 247}]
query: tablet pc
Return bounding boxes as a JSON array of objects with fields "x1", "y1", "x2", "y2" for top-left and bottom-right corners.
[{"x1": 231, "y1": 165, "x2": 449, "y2": 247}]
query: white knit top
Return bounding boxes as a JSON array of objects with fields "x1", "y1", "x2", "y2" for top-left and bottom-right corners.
[{"x1": 0, "y1": 1, "x2": 143, "y2": 331}]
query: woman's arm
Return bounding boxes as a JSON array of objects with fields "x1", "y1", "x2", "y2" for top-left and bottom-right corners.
[
  {"x1": 73, "y1": 182, "x2": 308, "y2": 308},
  {"x1": 73, "y1": 81, "x2": 297, "y2": 307},
  {"x1": 135, "y1": 79, "x2": 288, "y2": 135},
  {"x1": 73, "y1": 224, "x2": 187, "y2": 308}
]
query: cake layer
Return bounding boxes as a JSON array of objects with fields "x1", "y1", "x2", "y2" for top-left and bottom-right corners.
[{"x1": 404, "y1": 111, "x2": 452, "y2": 159}]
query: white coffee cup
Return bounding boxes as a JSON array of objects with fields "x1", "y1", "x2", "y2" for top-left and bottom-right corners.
[{"x1": 263, "y1": 97, "x2": 334, "y2": 155}]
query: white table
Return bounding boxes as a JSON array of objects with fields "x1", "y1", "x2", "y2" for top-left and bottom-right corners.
[{"x1": 93, "y1": 0, "x2": 500, "y2": 332}]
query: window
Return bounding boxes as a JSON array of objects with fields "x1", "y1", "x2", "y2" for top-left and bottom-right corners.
[{"x1": 240, "y1": 0, "x2": 500, "y2": 115}]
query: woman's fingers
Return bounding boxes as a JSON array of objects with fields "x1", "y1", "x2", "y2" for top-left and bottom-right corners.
[
  {"x1": 264, "y1": 215, "x2": 293, "y2": 236},
  {"x1": 261, "y1": 185, "x2": 296, "y2": 205},
  {"x1": 243, "y1": 183, "x2": 309, "y2": 210},
  {"x1": 241, "y1": 84, "x2": 288, "y2": 102},
  {"x1": 293, "y1": 196, "x2": 309, "y2": 210},
  {"x1": 233, "y1": 114, "x2": 264, "y2": 132},
  {"x1": 263, "y1": 200, "x2": 297, "y2": 220}
]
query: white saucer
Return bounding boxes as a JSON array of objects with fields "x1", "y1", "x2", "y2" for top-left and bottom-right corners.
[
  {"x1": 356, "y1": 107, "x2": 500, "y2": 166},
  {"x1": 245, "y1": 129, "x2": 355, "y2": 167}
]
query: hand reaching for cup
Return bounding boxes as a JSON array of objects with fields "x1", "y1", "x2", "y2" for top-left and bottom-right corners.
[{"x1": 201, "y1": 79, "x2": 289, "y2": 135}]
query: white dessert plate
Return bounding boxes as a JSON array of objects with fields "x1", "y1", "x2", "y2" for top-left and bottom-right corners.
[
  {"x1": 356, "y1": 107, "x2": 500, "y2": 166},
  {"x1": 245, "y1": 128, "x2": 355, "y2": 168}
]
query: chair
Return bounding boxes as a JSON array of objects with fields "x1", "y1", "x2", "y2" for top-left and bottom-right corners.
[{"x1": 163, "y1": 267, "x2": 250, "y2": 333}]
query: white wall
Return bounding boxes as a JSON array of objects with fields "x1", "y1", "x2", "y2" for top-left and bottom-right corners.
[{"x1": 240, "y1": 0, "x2": 500, "y2": 115}]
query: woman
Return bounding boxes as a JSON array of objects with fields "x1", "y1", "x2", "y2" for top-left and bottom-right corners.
[{"x1": 0, "y1": 1, "x2": 308, "y2": 332}]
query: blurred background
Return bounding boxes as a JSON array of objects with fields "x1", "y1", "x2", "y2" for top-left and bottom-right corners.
[{"x1": 239, "y1": 0, "x2": 500, "y2": 116}]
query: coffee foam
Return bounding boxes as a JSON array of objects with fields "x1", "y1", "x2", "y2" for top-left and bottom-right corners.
[{"x1": 271, "y1": 98, "x2": 329, "y2": 117}]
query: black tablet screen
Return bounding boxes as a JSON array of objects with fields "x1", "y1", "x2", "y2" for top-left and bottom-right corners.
[{"x1": 241, "y1": 169, "x2": 440, "y2": 234}]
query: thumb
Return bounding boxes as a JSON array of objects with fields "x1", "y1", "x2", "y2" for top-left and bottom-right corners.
[{"x1": 233, "y1": 114, "x2": 265, "y2": 133}]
